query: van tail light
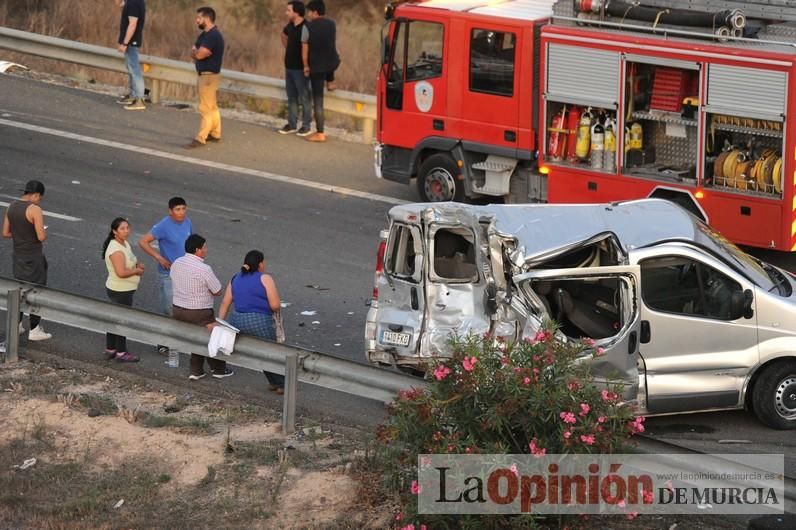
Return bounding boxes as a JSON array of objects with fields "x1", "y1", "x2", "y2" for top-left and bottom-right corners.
[{"x1": 373, "y1": 239, "x2": 387, "y2": 301}]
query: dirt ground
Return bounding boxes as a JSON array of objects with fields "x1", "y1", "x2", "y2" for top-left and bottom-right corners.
[
  {"x1": 0, "y1": 355, "x2": 751, "y2": 530},
  {"x1": 0, "y1": 358, "x2": 390, "y2": 529}
]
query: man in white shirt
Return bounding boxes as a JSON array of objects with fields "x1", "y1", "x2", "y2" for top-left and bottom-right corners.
[{"x1": 170, "y1": 233, "x2": 233, "y2": 380}]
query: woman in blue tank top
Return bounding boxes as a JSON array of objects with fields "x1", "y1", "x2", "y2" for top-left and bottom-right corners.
[{"x1": 219, "y1": 250, "x2": 284, "y2": 392}]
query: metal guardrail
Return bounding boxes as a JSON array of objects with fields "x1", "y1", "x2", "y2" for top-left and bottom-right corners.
[
  {"x1": 0, "y1": 26, "x2": 378, "y2": 143},
  {"x1": 0, "y1": 278, "x2": 422, "y2": 432}
]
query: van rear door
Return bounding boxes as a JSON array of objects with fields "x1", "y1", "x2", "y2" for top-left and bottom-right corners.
[{"x1": 374, "y1": 223, "x2": 425, "y2": 362}]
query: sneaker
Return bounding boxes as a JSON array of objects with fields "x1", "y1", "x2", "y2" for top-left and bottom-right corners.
[
  {"x1": 104, "y1": 349, "x2": 117, "y2": 360},
  {"x1": 28, "y1": 325, "x2": 52, "y2": 341},
  {"x1": 185, "y1": 139, "x2": 205, "y2": 149},
  {"x1": 296, "y1": 127, "x2": 312, "y2": 137},
  {"x1": 116, "y1": 94, "x2": 134, "y2": 105},
  {"x1": 115, "y1": 352, "x2": 139, "y2": 363},
  {"x1": 306, "y1": 132, "x2": 327, "y2": 143},
  {"x1": 212, "y1": 368, "x2": 235, "y2": 379},
  {"x1": 157, "y1": 345, "x2": 169, "y2": 356},
  {"x1": 278, "y1": 124, "x2": 298, "y2": 135},
  {"x1": 123, "y1": 98, "x2": 146, "y2": 111},
  {"x1": 188, "y1": 373, "x2": 206, "y2": 381},
  {"x1": 206, "y1": 135, "x2": 221, "y2": 143}
]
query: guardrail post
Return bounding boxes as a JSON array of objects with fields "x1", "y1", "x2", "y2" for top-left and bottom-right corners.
[
  {"x1": 282, "y1": 353, "x2": 298, "y2": 434},
  {"x1": 4, "y1": 289, "x2": 21, "y2": 363},
  {"x1": 361, "y1": 118, "x2": 374, "y2": 144},
  {"x1": 150, "y1": 79, "x2": 161, "y2": 104}
]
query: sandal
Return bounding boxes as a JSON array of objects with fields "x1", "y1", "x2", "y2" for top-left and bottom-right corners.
[
  {"x1": 115, "y1": 352, "x2": 139, "y2": 363},
  {"x1": 104, "y1": 349, "x2": 117, "y2": 360}
]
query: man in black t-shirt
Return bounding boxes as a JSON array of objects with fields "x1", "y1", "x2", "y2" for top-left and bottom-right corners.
[
  {"x1": 279, "y1": 1, "x2": 312, "y2": 136},
  {"x1": 116, "y1": 0, "x2": 146, "y2": 110},
  {"x1": 303, "y1": 0, "x2": 340, "y2": 143},
  {"x1": 187, "y1": 6, "x2": 225, "y2": 148}
]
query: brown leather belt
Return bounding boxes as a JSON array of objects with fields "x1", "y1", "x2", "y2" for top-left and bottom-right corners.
[{"x1": 198, "y1": 71, "x2": 219, "y2": 76}]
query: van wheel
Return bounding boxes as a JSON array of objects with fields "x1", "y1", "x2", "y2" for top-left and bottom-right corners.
[
  {"x1": 752, "y1": 361, "x2": 796, "y2": 430},
  {"x1": 416, "y1": 153, "x2": 465, "y2": 202}
]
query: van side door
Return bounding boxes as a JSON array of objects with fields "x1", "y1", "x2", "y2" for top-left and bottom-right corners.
[
  {"x1": 374, "y1": 223, "x2": 426, "y2": 361},
  {"x1": 515, "y1": 266, "x2": 642, "y2": 400},
  {"x1": 629, "y1": 246, "x2": 758, "y2": 414}
]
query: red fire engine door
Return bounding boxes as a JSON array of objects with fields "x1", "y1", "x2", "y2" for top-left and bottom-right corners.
[
  {"x1": 457, "y1": 23, "x2": 521, "y2": 151},
  {"x1": 379, "y1": 18, "x2": 448, "y2": 149}
]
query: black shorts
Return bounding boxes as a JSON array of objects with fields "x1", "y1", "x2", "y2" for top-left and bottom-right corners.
[{"x1": 13, "y1": 254, "x2": 48, "y2": 285}]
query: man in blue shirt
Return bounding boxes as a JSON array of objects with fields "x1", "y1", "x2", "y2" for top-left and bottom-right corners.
[
  {"x1": 139, "y1": 197, "x2": 193, "y2": 355},
  {"x1": 186, "y1": 6, "x2": 225, "y2": 148}
]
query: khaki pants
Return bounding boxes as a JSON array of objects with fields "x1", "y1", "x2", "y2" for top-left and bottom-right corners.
[{"x1": 196, "y1": 73, "x2": 221, "y2": 143}]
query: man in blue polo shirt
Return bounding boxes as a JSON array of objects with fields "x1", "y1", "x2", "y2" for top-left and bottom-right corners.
[
  {"x1": 186, "y1": 6, "x2": 225, "y2": 148},
  {"x1": 139, "y1": 196, "x2": 193, "y2": 353}
]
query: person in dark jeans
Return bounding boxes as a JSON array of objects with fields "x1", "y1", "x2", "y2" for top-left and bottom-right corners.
[
  {"x1": 102, "y1": 217, "x2": 145, "y2": 362},
  {"x1": 218, "y1": 250, "x2": 285, "y2": 393},
  {"x1": 303, "y1": 0, "x2": 340, "y2": 143},
  {"x1": 2, "y1": 180, "x2": 52, "y2": 345},
  {"x1": 116, "y1": 0, "x2": 147, "y2": 110},
  {"x1": 279, "y1": 1, "x2": 313, "y2": 137}
]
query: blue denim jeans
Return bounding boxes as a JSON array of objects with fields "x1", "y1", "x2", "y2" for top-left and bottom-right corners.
[
  {"x1": 158, "y1": 272, "x2": 173, "y2": 316},
  {"x1": 125, "y1": 46, "x2": 145, "y2": 99},
  {"x1": 285, "y1": 69, "x2": 311, "y2": 129}
]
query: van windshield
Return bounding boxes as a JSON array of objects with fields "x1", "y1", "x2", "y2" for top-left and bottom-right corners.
[{"x1": 694, "y1": 224, "x2": 775, "y2": 292}]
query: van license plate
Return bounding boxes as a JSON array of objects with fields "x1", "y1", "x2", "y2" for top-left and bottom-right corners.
[{"x1": 381, "y1": 331, "x2": 410, "y2": 347}]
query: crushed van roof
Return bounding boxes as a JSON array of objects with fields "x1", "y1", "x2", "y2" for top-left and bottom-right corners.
[
  {"x1": 389, "y1": 199, "x2": 703, "y2": 257},
  {"x1": 416, "y1": 0, "x2": 556, "y2": 21}
]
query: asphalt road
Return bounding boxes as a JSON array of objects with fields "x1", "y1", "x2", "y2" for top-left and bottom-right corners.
[{"x1": 1, "y1": 72, "x2": 796, "y2": 481}]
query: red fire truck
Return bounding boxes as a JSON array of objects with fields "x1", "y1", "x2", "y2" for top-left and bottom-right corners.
[{"x1": 375, "y1": 0, "x2": 796, "y2": 250}]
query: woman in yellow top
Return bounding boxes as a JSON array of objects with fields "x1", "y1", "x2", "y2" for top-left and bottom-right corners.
[{"x1": 103, "y1": 217, "x2": 144, "y2": 362}]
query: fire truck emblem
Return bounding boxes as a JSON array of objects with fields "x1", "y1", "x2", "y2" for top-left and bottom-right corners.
[{"x1": 415, "y1": 81, "x2": 434, "y2": 112}]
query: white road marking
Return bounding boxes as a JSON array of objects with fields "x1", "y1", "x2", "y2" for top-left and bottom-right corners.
[
  {"x1": 0, "y1": 118, "x2": 409, "y2": 206},
  {"x1": 0, "y1": 200, "x2": 82, "y2": 222}
]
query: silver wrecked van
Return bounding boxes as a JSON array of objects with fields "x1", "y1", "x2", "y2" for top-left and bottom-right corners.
[{"x1": 365, "y1": 199, "x2": 796, "y2": 429}]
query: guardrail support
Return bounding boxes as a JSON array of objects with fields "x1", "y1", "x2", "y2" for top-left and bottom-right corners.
[
  {"x1": 4, "y1": 289, "x2": 21, "y2": 363},
  {"x1": 150, "y1": 79, "x2": 161, "y2": 105},
  {"x1": 362, "y1": 118, "x2": 374, "y2": 144},
  {"x1": 282, "y1": 353, "x2": 298, "y2": 434}
]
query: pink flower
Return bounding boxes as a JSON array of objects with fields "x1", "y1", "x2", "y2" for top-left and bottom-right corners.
[
  {"x1": 510, "y1": 463, "x2": 519, "y2": 477},
  {"x1": 617, "y1": 499, "x2": 626, "y2": 508},
  {"x1": 533, "y1": 355, "x2": 541, "y2": 362},
  {"x1": 529, "y1": 438, "x2": 547, "y2": 457},
  {"x1": 420, "y1": 526, "x2": 428, "y2": 530},
  {"x1": 580, "y1": 434, "x2": 595, "y2": 445},
  {"x1": 642, "y1": 489, "x2": 654, "y2": 504},
  {"x1": 513, "y1": 367, "x2": 522, "y2": 373},
  {"x1": 400, "y1": 525, "x2": 415, "y2": 530},
  {"x1": 465, "y1": 446, "x2": 473, "y2": 454},
  {"x1": 533, "y1": 367, "x2": 540, "y2": 376},
  {"x1": 567, "y1": 381, "x2": 580, "y2": 391},
  {"x1": 394, "y1": 512, "x2": 404, "y2": 521},
  {"x1": 433, "y1": 364, "x2": 451, "y2": 381},
  {"x1": 579, "y1": 403, "x2": 590, "y2": 416},
  {"x1": 628, "y1": 416, "x2": 646, "y2": 434},
  {"x1": 601, "y1": 389, "x2": 618, "y2": 402},
  {"x1": 597, "y1": 416, "x2": 607, "y2": 423},
  {"x1": 595, "y1": 347, "x2": 605, "y2": 356},
  {"x1": 559, "y1": 411, "x2": 577, "y2": 424},
  {"x1": 500, "y1": 355, "x2": 510, "y2": 366},
  {"x1": 563, "y1": 430, "x2": 572, "y2": 439},
  {"x1": 462, "y1": 356, "x2": 478, "y2": 372},
  {"x1": 626, "y1": 512, "x2": 638, "y2": 520},
  {"x1": 523, "y1": 377, "x2": 531, "y2": 385},
  {"x1": 582, "y1": 337, "x2": 596, "y2": 347},
  {"x1": 410, "y1": 480, "x2": 422, "y2": 495},
  {"x1": 533, "y1": 330, "x2": 551, "y2": 343}
]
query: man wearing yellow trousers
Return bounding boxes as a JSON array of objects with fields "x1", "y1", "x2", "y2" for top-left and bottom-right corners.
[{"x1": 187, "y1": 6, "x2": 225, "y2": 148}]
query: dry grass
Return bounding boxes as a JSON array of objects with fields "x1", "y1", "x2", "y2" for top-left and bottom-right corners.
[{"x1": 0, "y1": 0, "x2": 383, "y2": 94}]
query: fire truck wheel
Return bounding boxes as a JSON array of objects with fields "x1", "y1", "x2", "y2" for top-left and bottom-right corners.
[
  {"x1": 416, "y1": 154, "x2": 465, "y2": 202},
  {"x1": 752, "y1": 360, "x2": 796, "y2": 430}
]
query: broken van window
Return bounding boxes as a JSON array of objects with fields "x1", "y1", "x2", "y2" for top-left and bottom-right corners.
[
  {"x1": 386, "y1": 225, "x2": 417, "y2": 279},
  {"x1": 532, "y1": 278, "x2": 622, "y2": 340},
  {"x1": 432, "y1": 228, "x2": 478, "y2": 281}
]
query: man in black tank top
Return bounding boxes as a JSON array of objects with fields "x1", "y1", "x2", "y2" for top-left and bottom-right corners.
[{"x1": 2, "y1": 180, "x2": 52, "y2": 342}]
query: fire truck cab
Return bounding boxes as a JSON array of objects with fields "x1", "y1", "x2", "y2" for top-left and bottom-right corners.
[{"x1": 376, "y1": 0, "x2": 796, "y2": 251}]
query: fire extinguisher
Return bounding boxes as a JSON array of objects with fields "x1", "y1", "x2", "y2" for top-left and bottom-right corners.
[
  {"x1": 627, "y1": 122, "x2": 643, "y2": 151},
  {"x1": 565, "y1": 106, "x2": 582, "y2": 162},
  {"x1": 603, "y1": 117, "x2": 616, "y2": 172},
  {"x1": 547, "y1": 105, "x2": 567, "y2": 161},
  {"x1": 575, "y1": 107, "x2": 593, "y2": 160},
  {"x1": 590, "y1": 117, "x2": 605, "y2": 170}
]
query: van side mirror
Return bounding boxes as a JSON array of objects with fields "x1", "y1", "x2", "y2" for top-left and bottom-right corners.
[{"x1": 730, "y1": 289, "x2": 754, "y2": 320}]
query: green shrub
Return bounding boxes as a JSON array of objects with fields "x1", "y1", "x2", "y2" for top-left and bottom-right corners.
[{"x1": 377, "y1": 327, "x2": 646, "y2": 529}]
